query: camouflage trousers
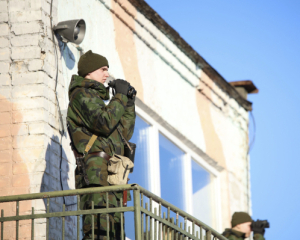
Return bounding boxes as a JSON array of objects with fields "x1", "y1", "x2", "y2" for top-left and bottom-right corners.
[
  {"x1": 76, "y1": 155, "x2": 128, "y2": 239},
  {"x1": 80, "y1": 188, "x2": 125, "y2": 240}
]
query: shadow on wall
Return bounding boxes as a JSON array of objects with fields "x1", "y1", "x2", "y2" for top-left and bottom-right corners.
[
  {"x1": 41, "y1": 134, "x2": 78, "y2": 239},
  {"x1": 58, "y1": 40, "x2": 76, "y2": 70}
]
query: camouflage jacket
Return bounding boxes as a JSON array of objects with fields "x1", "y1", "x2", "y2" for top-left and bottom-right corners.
[
  {"x1": 66, "y1": 75, "x2": 135, "y2": 188},
  {"x1": 222, "y1": 229, "x2": 265, "y2": 240}
]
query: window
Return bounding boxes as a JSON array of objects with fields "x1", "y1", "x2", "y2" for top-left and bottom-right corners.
[
  {"x1": 125, "y1": 112, "x2": 219, "y2": 239},
  {"x1": 128, "y1": 115, "x2": 151, "y2": 190},
  {"x1": 159, "y1": 133, "x2": 186, "y2": 211},
  {"x1": 191, "y1": 159, "x2": 214, "y2": 226},
  {"x1": 126, "y1": 116, "x2": 151, "y2": 240}
]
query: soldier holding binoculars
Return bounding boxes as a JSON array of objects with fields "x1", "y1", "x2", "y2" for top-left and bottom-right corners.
[
  {"x1": 222, "y1": 212, "x2": 269, "y2": 240},
  {"x1": 67, "y1": 50, "x2": 136, "y2": 240}
]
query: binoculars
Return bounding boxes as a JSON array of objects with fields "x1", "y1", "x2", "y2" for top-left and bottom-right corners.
[
  {"x1": 251, "y1": 220, "x2": 270, "y2": 229},
  {"x1": 108, "y1": 80, "x2": 137, "y2": 99},
  {"x1": 127, "y1": 85, "x2": 137, "y2": 99}
]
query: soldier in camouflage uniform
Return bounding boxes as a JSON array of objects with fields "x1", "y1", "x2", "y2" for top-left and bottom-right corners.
[
  {"x1": 222, "y1": 212, "x2": 266, "y2": 240},
  {"x1": 67, "y1": 50, "x2": 136, "y2": 240}
]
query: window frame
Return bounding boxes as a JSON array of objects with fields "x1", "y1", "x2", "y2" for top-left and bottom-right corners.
[{"x1": 135, "y1": 106, "x2": 223, "y2": 231}]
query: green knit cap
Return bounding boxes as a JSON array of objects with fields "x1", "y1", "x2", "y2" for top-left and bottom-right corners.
[
  {"x1": 231, "y1": 212, "x2": 252, "y2": 227},
  {"x1": 77, "y1": 50, "x2": 109, "y2": 77}
]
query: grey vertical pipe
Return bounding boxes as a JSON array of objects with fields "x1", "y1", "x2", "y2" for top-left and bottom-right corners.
[
  {"x1": 46, "y1": 198, "x2": 50, "y2": 240},
  {"x1": 31, "y1": 207, "x2": 34, "y2": 240},
  {"x1": 133, "y1": 189, "x2": 141, "y2": 240},
  {"x1": 16, "y1": 201, "x2": 19, "y2": 240},
  {"x1": 62, "y1": 204, "x2": 65, "y2": 240}
]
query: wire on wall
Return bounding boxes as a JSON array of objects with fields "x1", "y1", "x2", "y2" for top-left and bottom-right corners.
[{"x1": 50, "y1": 0, "x2": 76, "y2": 207}]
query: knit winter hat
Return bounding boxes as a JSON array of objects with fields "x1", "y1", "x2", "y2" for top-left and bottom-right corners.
[
  {"x1": 78, "y1": 50, "x2": 109, "y2": 77},
  {"x1": 231, "y1": 212, "x2": 252, "y2": 227}
]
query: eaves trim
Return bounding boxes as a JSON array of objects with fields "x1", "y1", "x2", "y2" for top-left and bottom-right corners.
[{"x1": 128, "y1": 0, "x2": 253, "y2": 111}]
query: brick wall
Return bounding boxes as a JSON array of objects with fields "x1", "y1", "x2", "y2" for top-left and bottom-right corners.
[{"x1": 0, "y1": 0, "x2": 76, "y2": 239}]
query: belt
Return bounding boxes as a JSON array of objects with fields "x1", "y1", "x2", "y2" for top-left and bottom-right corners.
[{"x1": 89, "y1": 151, "x2": 111, "y2": 162}]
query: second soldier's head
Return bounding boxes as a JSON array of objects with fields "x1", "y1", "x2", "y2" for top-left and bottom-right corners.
[{"x1": 231, "y1": 212, "x2": 252, "y2": 237}]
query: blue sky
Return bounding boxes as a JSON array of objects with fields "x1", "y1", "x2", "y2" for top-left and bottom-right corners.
[{"x1": 145, "y1": 0, "x2": 300, "y2": 238}]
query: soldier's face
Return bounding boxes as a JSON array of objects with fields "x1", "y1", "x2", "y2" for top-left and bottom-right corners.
[
  {"x1": 86, "y1": 66, "x2": 109, "y2": 84},
  {"x1": 234, "y1": 222, "x2": 252, "y2": 237}
]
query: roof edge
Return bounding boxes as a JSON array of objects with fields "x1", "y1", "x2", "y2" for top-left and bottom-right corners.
[{"x1": 127, "y1": 0, "x2": 253, "y2": 111}]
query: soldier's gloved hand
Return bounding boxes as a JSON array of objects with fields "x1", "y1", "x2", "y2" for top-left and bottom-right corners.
[
  {"x1": 111, "y1": 79, "x2": 129, "y2": 96},
  {"x1": 127, "y1": 96, "x2": 135, "y2": 107},
  {"x1": 251, "y1": 221, "x2": 265, "y2": 236}
]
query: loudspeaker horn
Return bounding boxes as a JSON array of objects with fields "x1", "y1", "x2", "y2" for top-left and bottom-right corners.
[{"x1": 53, "y1": 19, "x2": 86, "y2": 44}]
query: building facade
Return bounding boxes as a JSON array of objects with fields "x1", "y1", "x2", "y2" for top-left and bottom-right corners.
[{"x1": 0, "y1": 0, "x2": 255, "y2": 239}]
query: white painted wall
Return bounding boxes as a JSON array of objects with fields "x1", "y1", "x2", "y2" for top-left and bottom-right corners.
[{"x1": 57, "y1": 0, "x2": 251, "y2": 230}]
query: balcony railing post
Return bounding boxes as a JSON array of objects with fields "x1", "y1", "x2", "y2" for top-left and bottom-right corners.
[
  {"x1": 133, "y1": 188, "x2": 142, "y2": 240},
  {"x1": 1, "y1": 209, "x2": 4, "y2": 240},
  {"x1": 31, "y1": 207, "x2": 34, "y2": 240},
  {"x1": 206, "y1": 230, "x2": 211, "y2": 240},
  {"x1": 16, "y1": 201, "x2": 19, "y2": 240},
  {"x1": 46, "y1": 198, "x2": 50, "y2": 240},
  {"x1": 77, "y1": 195, "x2": 80, "y2": 240}
]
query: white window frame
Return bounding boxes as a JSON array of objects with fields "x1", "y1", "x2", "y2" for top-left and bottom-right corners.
[{"x1": 136, "y1": 105, "x2": 223, "y2": 231}]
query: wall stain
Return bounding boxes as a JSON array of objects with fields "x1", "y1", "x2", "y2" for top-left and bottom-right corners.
[
  {"x1": 196, "y1": 73, "x2": 232, "y2": 227},
  {"x1": 111, "y1": 0, "x2": 144, "y2": 101},
  {"x1": 0, "y1": 96, "x2": 31, "y2": 239},
  {"x1": 196, "y1": 91, "x2": 226, "y2": 167}
]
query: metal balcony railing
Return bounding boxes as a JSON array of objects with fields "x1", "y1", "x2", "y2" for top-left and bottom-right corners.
[{"x1": 0, "y1": 184, "x2": 227, "y2": 240}]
